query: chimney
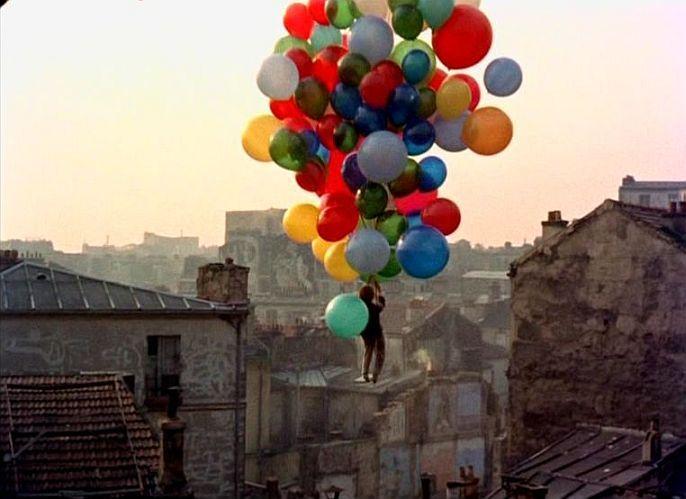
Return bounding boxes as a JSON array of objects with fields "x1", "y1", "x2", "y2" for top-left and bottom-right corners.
[
  {"x1": 622, "y1": 175, "x2": 636, "y2": 186},
  {"x1": 642, "y1": 416, "x2": 662, "y2": 464},
  {"x1": 159, "y1": 387, "x2": 193, "y2": 497},
  {"x1": 541, "y1": 211, "x2": 568, "y2": 240},
  {"x1": 661, "y1": 202, "x2": 686, "y2": 236},
  {"x1": 196, "y1": 257, "x2": 250, "y2": 303}
]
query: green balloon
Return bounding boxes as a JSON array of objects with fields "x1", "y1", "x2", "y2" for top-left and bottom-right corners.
[
  {"x1": 377, "y1": 210, "x2": 408, "y2": 245},
  {"x1": 391, "y1": 40, "x2": 436, "y2": 83},
  {"x1": 274, "y1": 35, "x2": 314, "y2": 57},
  {"x1": 389, "y1": 159, "x2": 420, "y2": 197},
  {"x1": 379, "y1": 250, "x2": 402, "y2": 279},
  {"x1": 334, "y1": 122, "x2": 358, "y2": 153},
  {"x1": 338, "y1": 53, "x2": 371, "y2": 87},
  {"x1": 417, "y1": 87, "x2": 437, "y2": 119},
  {"x1": 356, "y1": 182, "x2": 389, "y2": 219},
  {"x1": 310, "y1": 24, "x2": 342, "y2": 53},
  {"x1": 269, "y1": 128, "x2": 308, "y2": 171},
  {"x1": 295, "y1": 77, "x2": 330, "y2": 119},
  {"x1": 388, "y1": 0, "x2": 418, "y2": 8},
  {"x1": 326, "y1": 0, "x2": 359, "y2": 29},
  {"x1": 392, "y1": 5, "x2": 424, "y2": 40},
  {"x1": 325, "y1": 293, "x2": 369, "y2": 339}
]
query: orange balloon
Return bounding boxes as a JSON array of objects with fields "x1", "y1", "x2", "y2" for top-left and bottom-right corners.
[{"x1": 461, "y1": 107, "x2": 513, "y2": 156}]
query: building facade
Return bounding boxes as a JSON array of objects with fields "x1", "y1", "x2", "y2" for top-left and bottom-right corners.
[
  {"x1": 507, "y1": 200, "x2": 686, "y2": 463},
  {"x1": 0, "y1": 255, "x2": 250, "y2": 498},
  {"x1": 618, "y1": 175, "x2": 686, "y2": 208}
]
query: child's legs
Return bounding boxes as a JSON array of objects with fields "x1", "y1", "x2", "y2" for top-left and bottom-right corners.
[
  {"x1": 362, "y1": 336, "x2": 374, "y2": 375},
  {"x1": 373, "y1": 334, "x2": 385, "y2": 377}
]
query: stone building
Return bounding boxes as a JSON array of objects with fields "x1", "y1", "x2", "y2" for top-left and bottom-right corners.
[
  {"x1": 507, "y1": 200, "x2": 686, "y2": 463},
  {"x1": 619, "y1": 174, "x2": 686, "y2": 208},
  {"x1": 0, "y1": 253, "x2": 250, "y2": 498}
]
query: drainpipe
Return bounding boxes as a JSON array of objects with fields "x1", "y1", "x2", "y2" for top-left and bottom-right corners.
[{"x1": 234, "y1": 316, "x2": 243, "y2": 499}]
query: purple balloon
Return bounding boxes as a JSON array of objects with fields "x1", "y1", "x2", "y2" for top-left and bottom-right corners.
[{"x1": 342, "y1": 153, "x2": 367, "y2": 192}]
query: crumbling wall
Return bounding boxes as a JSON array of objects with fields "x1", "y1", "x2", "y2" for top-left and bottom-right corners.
[{"x1": 508, "y1": 209, "x2": 686, "y2": 462}]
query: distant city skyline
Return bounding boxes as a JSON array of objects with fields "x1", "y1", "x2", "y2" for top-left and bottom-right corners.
[{"x1": 2, "y1": 0, "x2": 685, "y2": 252}]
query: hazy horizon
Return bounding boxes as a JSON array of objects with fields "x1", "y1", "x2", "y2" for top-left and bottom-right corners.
[{"x1": 2, "y1": 0, "x2": 685, "y2": 253}]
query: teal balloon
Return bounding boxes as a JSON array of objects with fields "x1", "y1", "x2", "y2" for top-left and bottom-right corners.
[
  {"x1": 325, "y1": 293, "x2": 369, "y2": 338},
  {"x1": 418, "y1": 0, "x2": 454, "y2": 29},
  {"x1": 402, "y1": 49, "x2": 431, "y2": 85},
  {"x1": 310, "y1": 24, "x2": 342, "y2": 53}
]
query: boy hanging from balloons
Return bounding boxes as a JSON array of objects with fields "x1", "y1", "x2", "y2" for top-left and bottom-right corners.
[{"x1": 358, "y1": 277, "x2": 386, "y2": 383}]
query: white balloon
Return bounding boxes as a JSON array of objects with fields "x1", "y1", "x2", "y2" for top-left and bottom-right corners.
[
  {"x1": 357, "y1": 131, "x2": 408, "y2": 183},
  {"x1": 355, "y1": 0, "x2": 388, "y2": 18},
  {"x1": 349, "y1": 16, "x2": 394, "y2": 66},
  {"x1": 457, "y1": 0, "x2": 481, "y2": 7},
  {"x1": 256, "y1": 54, "x2": 299, "y2": 100}
]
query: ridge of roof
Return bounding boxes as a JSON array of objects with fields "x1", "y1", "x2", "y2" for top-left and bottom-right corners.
[
  {"x1": 511, "y1": 199, "x2": 686, "y2": 272},
  {"x1": 0, "y1": 260, "x2": 248, "y2": 315}
]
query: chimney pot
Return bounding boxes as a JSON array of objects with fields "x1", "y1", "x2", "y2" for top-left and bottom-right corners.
[
  {"x1": 670, "y1": 202, "x2": 678, "y2": 214},
  {"x1": 541, "y1": 211, "x2": 568, "y2": 241},
  {"x1": 159, "y1": 388, "x2": 192, "y2": 497}
]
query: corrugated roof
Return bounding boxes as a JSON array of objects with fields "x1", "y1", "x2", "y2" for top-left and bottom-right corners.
[
  {"x1": 0, "y1": 261, "x2": 247, "y2": 315},
  {"x1": 488, "y1": 425, "x2": 686, "y2": 499},
  {"x1": 0, "y1": 373, "x2": 159, "y2": 497}
]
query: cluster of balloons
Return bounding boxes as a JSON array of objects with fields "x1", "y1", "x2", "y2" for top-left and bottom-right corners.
[{"x1": 242, "y1": 0, "x2": 522, "y2": 338}]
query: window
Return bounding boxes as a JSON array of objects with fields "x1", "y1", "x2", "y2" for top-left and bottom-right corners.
[
  {"x1": 145, "y1": 336, "x2": 181, "y2": 401},
  {"x1": 638, "y1": 194, "x2": 651, "y2": 207}
]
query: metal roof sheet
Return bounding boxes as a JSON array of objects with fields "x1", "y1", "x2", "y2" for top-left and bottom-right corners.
[{"x1": 0, "y1": 261, "x2": 247, "y2": 315}]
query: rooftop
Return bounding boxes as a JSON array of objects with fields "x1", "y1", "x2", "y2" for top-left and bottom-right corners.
[
  {"x1": 620, "y1": 176, "x2": 686, "y2": 190},
  {"x1": 272, "y1": 366, "x2": 426, "y2": 394},
  {"x1": 0, "y1": 260, "x2": 247, "y2": 315},
  {"x1": 487, "y1": 425, "x2": 686, "y2": 499},
  {"x1": 0, "y1": 373, "x2": 159, "y2": 497},
  {"x1": 462, "y1": 270, "x2": 510, "y2": 281}
]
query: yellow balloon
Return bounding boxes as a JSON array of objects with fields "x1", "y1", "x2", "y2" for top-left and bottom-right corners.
[
  {"x1": 283, "y1": 204, "x2": 320, "y2": 244},
  {"x1": 242, "y1": 115, "x2": 282, "y2": 162},
  {"x1": 324, "y1": 241, "x2": 359, "y2": 282},
  {"x1": 436, "y1": 77, "x2": 472, "y2": 120},
  {"x1": 312, "y1": 236, "x2": 347, "y2": 263}
]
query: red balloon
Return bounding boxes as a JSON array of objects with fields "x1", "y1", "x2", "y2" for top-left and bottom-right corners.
[
  {"x1": 374, "y1": 60, "x2": 404, "y2": 88},
  {"x1": 316, "y1": 114, "x2": 342, "y2": 150},
  {"x1": 421, "y1": 198, "x2": 461, "y2": 235},
  {"x1": 432, "y1": 6, "x2": 493, "y2": 69},
  {"x1": 395, "y1": 190, "x2": 438, "y2": 215},
  {"x1": 322, "y1": 149, "x2": 351, "y2": 196},
  {"x1": 296, "y1": 160, "x2": 327, "y2": 194},
  {"x1": 285, "y1": 48, "x2": 314, "y2": 79},
  {"x1": 455, "y1": 73, "x2": 481, "y2": 111},
  {"x1": 284, "y1": 3, "x2": 315, "y2": 40},
  {"x1": 283, "y1": 116, "x2": 313, "y2": 133},
  {"x1": 428, "y1": 68, "x2": 447, "y2": 91},
  {"x1": 308, "y1": 0, "x2": 329, "y2": 25},
  {"x1": 313, "y1": 45, "x2": 347, "y2": 92},
  {"x1": 270, "y1": 98, "x2": 306, "y2": 120},
  {"x1": 317, "y1": 206, "x2": 358, "y2": 241}
]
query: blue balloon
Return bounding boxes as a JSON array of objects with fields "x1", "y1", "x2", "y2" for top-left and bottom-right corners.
[
  {"x1": 397, "y1": 225, "x2": 449, "y2": 279},
  {"x1": 418, "y1": 0, "x2": 454, "y2": 29},
  {"x1": 345, "y1": 228, "x2": 391, "y2": 274},
  {"x1": 357, "y1": 130, "x2": 408, "y2": 183},
  {"x1": 407, "y1": 213, "x2": 422, "y2": 228},
  {"x1": 418, "y1": 156, "x2": 447, "y2": 191},
  {"x1": 331, "y1": 84, "x2": 362, "y2": 120},
  {"x1": 484, "y1": 57, "x2": 523, "y2": 97},
  {"x1": 302, "y1": 130, "x2": 321, "y2": 156},
  {"x1": 403, "y1": 119, "x2": 435, "y2": 156},
  {"x1": 434, "y1": 112, "x2": 469, "y2": 152},
  {"x1": 341, "y1": 153, "x2": 367, "y2": 192},
  {"x1": 354, "y1": 105, "x2": 387, "y2": 136},
  {"x1": 317, "y1": 143, "x2": 331, "y2": 164},
  {"x1": 402, "y1": 49, "x2": 431, "y2": 85},
  {"x1": 388, "y1": 84, "x2": 420, "y2": 127}
]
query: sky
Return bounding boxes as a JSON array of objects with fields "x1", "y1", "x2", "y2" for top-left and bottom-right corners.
[{"x1": 1, "y1": 0, "x2": 685, "y2": 252}]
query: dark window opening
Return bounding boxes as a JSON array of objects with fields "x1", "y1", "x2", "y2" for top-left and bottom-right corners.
[{"x1": 145, "y1": 335, "x2": 181, "y2": 408}]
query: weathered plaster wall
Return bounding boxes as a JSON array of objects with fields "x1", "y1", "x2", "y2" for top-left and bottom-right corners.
[
  {"x1": 508, "y1": 209, "x2": 686, "y2": 462},
  {"x1": 0, "y1": 314, "x2": 243, "y2": 499}
]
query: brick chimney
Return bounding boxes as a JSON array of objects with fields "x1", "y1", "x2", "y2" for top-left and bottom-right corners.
[
  {"x1": 0, "y1": 249, "x2": 22, "y2": 272},
  {"x1": 196, "y1": 257, "x2": 249, "y2": 303},
  {"x1": 541, "y1": 211, "x2": 568, "y2": 240},
  {"x1": 642, "y1": 416, "x2": 662, "y2": 464},
  {"x1": 662, "y1": 201, "x2": 686, "y2": 236},
  {"x1": 159, "y1": 387, "x2": 193, "y2": 497}
]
